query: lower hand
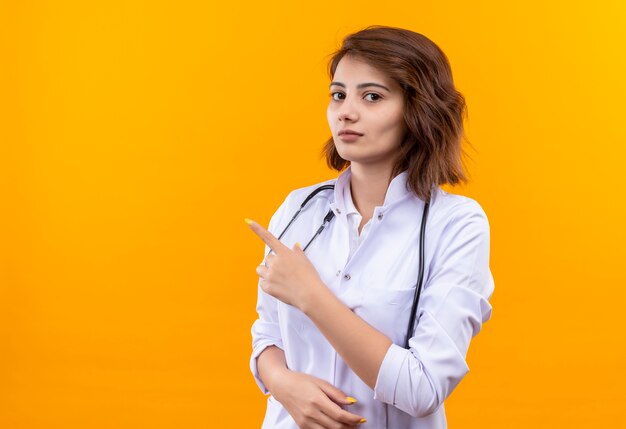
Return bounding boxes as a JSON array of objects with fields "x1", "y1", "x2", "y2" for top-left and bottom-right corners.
[{"x1": 271, "y1": 371, "x2": 367, "y2": 428}]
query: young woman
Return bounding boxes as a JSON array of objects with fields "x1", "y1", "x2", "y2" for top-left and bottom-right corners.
[{"x1": 246, "y1": 25, "x2": 495, "y2": 429}]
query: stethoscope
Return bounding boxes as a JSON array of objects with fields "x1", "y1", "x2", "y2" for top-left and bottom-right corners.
[{"x1": 265, "y1": 184, "x2": 430, "y2": 349}]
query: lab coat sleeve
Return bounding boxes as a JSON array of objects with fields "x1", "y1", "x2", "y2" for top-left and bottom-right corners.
[
  {"x1": 373, "y1": 199, "x2": 495, "y2": 417},
  {"x1": 250, "y1": 192, "x2": 293, "y2": 395}
]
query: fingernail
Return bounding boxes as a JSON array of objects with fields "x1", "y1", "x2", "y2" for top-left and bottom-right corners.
[
  {"x1": 346, "y1": 396, "x2": 357, "y2": 404},
  {"x1": 295, "y1": 242, "x2": 301, "y2": 248},
  {"x1": 244, "y1": 218, "x2": 254, "y2": 225},
  {"x1": 358, "y1": 418, "x2": 367, "y2": 424}
]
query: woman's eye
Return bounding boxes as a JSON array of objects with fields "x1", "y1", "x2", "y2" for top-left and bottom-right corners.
[
  {"x1": 364, "y1": 93, "x2": 382, "y2": 102},
  {"x1": 329, "y1": 92, "x2": 382, "y2": 102}
]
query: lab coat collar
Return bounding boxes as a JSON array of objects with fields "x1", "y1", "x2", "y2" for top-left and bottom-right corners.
[{"x1": 331, "y1": 165, "x2": 411, "y2": 217}]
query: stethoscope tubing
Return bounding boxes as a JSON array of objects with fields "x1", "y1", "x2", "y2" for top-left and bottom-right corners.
[{"x1": 266, "y1": 184, "x2": 430, "y2": 349}]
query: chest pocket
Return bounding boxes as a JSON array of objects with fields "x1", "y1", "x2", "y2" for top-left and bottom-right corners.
[{"x1": 355, "y1": 278, "x2": 418, "y2": 345}]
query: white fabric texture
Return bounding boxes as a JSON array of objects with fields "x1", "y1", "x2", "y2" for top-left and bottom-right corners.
[{"x1": 250, "y1": 165, "x2": 494, "y2": 428}]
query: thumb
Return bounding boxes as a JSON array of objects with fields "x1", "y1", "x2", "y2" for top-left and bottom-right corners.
[{"x1": 316, "y1": 379, "x2": 357, "y2": 406}]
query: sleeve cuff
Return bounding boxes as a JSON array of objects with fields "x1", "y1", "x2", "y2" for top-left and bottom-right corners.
[
  {"x1": 373, "y1": 343, "x2": 410, "y2": 404},
  {"x1": 250, "y1": 341, "x2": 284, "y2": 395}
]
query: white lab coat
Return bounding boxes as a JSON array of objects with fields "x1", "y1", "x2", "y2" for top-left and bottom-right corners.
[{"x1": 250, "y1": 165, "x2": 494, "y2": 428}]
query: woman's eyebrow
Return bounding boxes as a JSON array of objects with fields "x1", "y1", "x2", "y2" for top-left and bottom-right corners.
[{"x1": 329, "y1": 81, "x2": 391, "y2": 92}]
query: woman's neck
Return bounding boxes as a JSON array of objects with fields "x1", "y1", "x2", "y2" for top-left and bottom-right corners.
[{"x1": 349, "y1": 163, "x2": 394, "y2": 216}]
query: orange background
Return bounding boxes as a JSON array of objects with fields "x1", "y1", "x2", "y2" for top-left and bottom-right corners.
[{"x1": 2, "y1": 1, "x2": 625, "y2": 428}]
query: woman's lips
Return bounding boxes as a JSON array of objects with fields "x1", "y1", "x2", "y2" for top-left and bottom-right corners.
[{"x1": 338, "y1": 133, "x2": 362, "y2": 142}]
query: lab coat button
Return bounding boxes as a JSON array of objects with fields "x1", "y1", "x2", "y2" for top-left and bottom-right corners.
[
  {"x1": 378, "y1": 213, "x2": 384, "y2": 220},
  {"x1": 343, "y1": 274, "x2": 351, "y2": 280},
  {"x1": 336, "y1": 208, "x2": 342, "y2": 214}
]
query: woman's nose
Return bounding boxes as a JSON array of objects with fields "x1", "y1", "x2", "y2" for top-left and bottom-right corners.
[{"x1": 337, "y1": 96, "x2": 358, "y2": 122}]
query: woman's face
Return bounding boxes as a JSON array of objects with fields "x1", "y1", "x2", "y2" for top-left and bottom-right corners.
[{"x1": 327, "y1": 55, "x2": 407, "y2": 170}]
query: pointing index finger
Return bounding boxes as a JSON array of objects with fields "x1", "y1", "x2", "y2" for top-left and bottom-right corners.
[{"x1": 245, "y1": 218, "x2": 288, "y2": 254}]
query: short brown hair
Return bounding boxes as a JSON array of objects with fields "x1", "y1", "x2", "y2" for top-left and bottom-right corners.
[{"x1": 322, "y1": 25, "x2": 470, "y2": 201}]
